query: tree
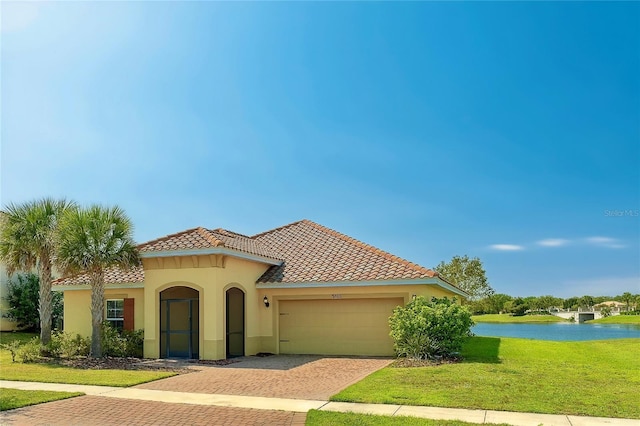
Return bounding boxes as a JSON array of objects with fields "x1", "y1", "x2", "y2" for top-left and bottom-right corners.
[
  {"x1": 620, "y1": 292, "x2": 633, "y2": 312},
  {"x1": 0, "y1": 198, "x2": 75, "y2": 345},
  {"x1": 434, "y1": 255, "x2": 494, "y2": 301},
  {"x1": 579, "y1": 295, "x2": 594, "y2": 310},
  {"x1": 504, "y1": 297, "x2": 528, "y2": 316},
  {"x1": 4, "y1": 273, "x2": 63, "y2": 331},
  {"x1": 56, "y1": 205, "x2": 140, "y2": 357}
]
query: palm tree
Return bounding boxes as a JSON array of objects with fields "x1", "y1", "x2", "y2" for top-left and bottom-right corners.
[
  {"x1": 56, "y1": 205, "x2": 140, "y2": 357},
  {"x1": 621, "y1": 292, "x2": 633, "y2": 312},
  {"x1": 0, "y1": 198, "x2": 76, "y2": 345}
]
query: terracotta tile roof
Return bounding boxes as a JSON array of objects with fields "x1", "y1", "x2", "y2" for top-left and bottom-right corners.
[
  {"x1": 54, "y1": 220, "x2": 453, "y2": 290},
  {"x1": 253, "y1": 219, "x2": 441, "y2": 284},
  {"x1": 53, "y1": 265, "x2": 144, "y2": 286},
  {"x1": 138, "y1": 227, "x2": 281, "y2": 260}
]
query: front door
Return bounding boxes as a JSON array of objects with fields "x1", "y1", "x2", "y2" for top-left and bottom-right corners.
[
  {"x1": 226, "y1": 288, "x2": 244, "y2": 358},
  {"x1": 160, "y1": 287, "x2": 199, "y2": 359}
]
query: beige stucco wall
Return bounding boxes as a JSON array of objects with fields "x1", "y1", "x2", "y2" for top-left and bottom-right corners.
[
  {"x1": 142, "y1": 255, "x2": 270, "y2": 360},
  {"x1": 0, "y1": 263, "x2": 18, "y2": 331},
  {"x1": 62, "y1": 287, "x2": 145, "y2": 337},
  {"x1": 58, "y1": 253, "x2": 463, "y2": 360},
  {"x1": 257, "y1": 283, "x2": 459, "y2": 355}
]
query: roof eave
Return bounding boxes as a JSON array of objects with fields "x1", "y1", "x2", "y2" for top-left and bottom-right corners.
[
  {"x1": 53, "y1": 282, "x2": 145, "y2": 291},
  {"x1": 140, "y1": 247, "x2": 283, "y2": 266},
  {"x1": 256, "y1": 277, "x2": 469, "y2": 297}
]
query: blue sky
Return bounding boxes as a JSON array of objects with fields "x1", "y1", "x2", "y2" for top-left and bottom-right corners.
[{"x1": 2, "y1": 2, "x2": 638, "y2": 298}]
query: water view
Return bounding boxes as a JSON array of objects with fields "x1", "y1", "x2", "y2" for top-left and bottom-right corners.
[{"x1": 472, "y1": 322, "x2": 640, "y2": 341}]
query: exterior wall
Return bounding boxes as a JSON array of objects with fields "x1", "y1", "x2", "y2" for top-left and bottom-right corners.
[
  {"x1": 257, "y1": 283, "x2": 460, "y2": 355},
  {"x1": 142, "y1": 255, "x2": 270, "y2": 360},
  {"x1": 62, "y1": 287, "x2": 145, "y2": 337},
  {"x1": 0, "y1": 263, "x2": 18, "y2": 331},
  {"x1": 58, "y1": 255, "x2": 462, "y2": 360}
]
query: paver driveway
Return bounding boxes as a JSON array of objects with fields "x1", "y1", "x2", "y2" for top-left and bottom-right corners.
[
  {"x1": 137, "y1": 355, "x2": 392, "y2": 400},
  {"x1": 1, "y1": 356, "x2": 390, "y2": 425},
  {"x1": 0, "y1": 396, "x2": 307, "y2": 426}
]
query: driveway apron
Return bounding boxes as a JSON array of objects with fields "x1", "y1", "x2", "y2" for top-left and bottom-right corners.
[{"x1": 135, "y1": 355, "x2": 392, "y2": 400}]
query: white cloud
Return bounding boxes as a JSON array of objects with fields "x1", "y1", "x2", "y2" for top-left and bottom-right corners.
[
  {"x1": 585, "y1": 236, "x2": 626, "y2": 249},
  {"x1": 489, "y1": 244, "x2": 525, "y2": 251},
  {"x1": 537, "y1": 238, "x2": 570, "y2": 247}
]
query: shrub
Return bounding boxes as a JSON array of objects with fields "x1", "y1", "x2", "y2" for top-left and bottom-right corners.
[
  {"x1": 3, "y1": 273, "x2": 63, "y2": 331},
  {"x1": 389, "y1": 297, "x2": 474, "y2": 360},
  {"x1": 48, "y1": 331, "x2": 90, "y2": 358},
  {"x1": 101, "y1": 323, "x2": 144, "y2": 357},
  {"x1": 0, "y1": 340, "x2": 23, "y2": 362},
  {"x1": 18, "y1": 337, "x2": 42, "y2": 363}
]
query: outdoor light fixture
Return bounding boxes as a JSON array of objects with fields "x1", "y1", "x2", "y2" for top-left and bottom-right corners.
[
  {"x1": 412, "y1": 294, "x2": 417, "y2": 300},
  {"x1": 263, "y1": 296, "x2": 270, "y2": 308}
]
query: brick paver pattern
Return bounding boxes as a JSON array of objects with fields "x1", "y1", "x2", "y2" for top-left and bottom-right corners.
[
  {"x1": 0, "y1": 396, "x2": 306, "y2": 426},
  {"x1": 136, "y1": 355, "x2": 392, "y2": 400}
]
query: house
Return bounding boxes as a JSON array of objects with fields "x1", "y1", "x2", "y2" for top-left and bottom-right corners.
[
  {"x1": 54, "y1": 219, "x2": 466, "y2": 359},
  {"x1": 0, "y1": 263, "x2": 19, "y2": 331}
]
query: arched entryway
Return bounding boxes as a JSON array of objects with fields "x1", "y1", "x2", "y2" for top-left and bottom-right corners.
[
  {"x1": 160, "y1": 286, "x2": 199, "y2": 359},
  {"x1": 226, "y1": 287, "x2": 245, "y2": 358}
]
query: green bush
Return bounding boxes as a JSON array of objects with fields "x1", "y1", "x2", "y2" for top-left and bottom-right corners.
[
  {"x1": 620, "y1": 310, "x2": 640, "y2": 316},
  {"x1": 101, "y1": 323, "x2": 144, "y2": 357},
  {"x1": 48, "y1": 331, "x2": 90, "y2": 358},
  {"x1": 0, "y1": 340, "x2": 24, "y2": 362},
  {"x1": 18, "y1": 337, "x2": 43, "y2": 363},
  {"x1": 3, "y1": 273, "x2": 63, "y2": 331},
  {"x1": 389, "y1": 297, "x2": 474, "y2": 360}
]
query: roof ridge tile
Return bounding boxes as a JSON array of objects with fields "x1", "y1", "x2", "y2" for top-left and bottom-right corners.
[
  {"x1": 137, "y1": 227, "x2": 203, "y2": 249},
  {"x1": 250, "y1": 219, "x2": 306, "y2": 239},
  {"x1": 196, "y1": 227, "x2": 224, "y2": 247}
]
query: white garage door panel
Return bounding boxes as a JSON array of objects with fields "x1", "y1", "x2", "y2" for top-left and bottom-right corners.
[{"x1": 279, "y1": 298, "x2": 403, "y2": 356}]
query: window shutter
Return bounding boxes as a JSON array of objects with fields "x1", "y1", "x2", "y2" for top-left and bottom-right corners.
[{"x1": 124, "y1": 298, "x2": 135, "y2": 331}]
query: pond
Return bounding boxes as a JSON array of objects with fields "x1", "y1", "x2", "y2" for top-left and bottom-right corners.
[{"x1": 472, "y1": 322, "x2": 640, "y2": 341}]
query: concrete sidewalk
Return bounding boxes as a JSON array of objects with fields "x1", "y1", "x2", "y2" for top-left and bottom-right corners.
[{"x1": 1, "y1": 380, "x2": 636, "y2": 426}]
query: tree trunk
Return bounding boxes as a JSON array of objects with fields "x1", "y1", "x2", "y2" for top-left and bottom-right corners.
[
  {"x1": 38, "y1": 255, "x2": 53, "y2": 346},
  {"x1": 90, "y1": 271, "x2": 105, "y2": 358}
]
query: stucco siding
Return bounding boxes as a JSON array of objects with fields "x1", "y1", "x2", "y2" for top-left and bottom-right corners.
[
  {"x1": 62, "y1": 288, "x2": 144, "y2": 337},
  {"x1": 141, "y1": 255, "x2": 270, "y2": 360}
]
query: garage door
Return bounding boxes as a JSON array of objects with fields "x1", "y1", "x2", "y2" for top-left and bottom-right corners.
[{"x1": 279, "y1": 298, "x2": 403, "y2": 356}]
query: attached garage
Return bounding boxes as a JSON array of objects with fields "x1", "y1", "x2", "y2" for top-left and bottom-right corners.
[{"x1": 278, "y1": 298, "x2": 403, "y2": 356}]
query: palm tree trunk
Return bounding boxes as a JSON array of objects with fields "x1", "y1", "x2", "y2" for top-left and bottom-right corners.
[
  {"x1": 90, "y1": 271, "x2": 105, "y2": 358},
  {"x1": 38, "y1": 256, "x2": 53, "y2": 346}
]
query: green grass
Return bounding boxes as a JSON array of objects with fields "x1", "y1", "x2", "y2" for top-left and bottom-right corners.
[
  {"x1": 0, "y1": 388, "x2": 83, "y2": 411},
  {"x1": 332, "y1": 337, "x2": 640, "y2": 419},
  {"x1": 0, "y1": 332, "x2": 176, "y2": 387},
  {"x1": 472, "y1": 314, "x2": 566, "y2": 323},
  {"x1": 305, "y1": 410, "x2": 509, "y2": 426},
  {"x1": 0, "y1": 331, "x2": 39, "y2": 344},
  {"x1": 587, "y1": 315, "x2": 640, "y2": 324}
]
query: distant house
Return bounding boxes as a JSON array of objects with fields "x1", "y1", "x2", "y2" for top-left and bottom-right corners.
[
  {"x1": 594, "y1": 301, "x2": 627, "y2": 312},
  {"x1": 54, "y1": 220, "x2": 466, "y2": 360},
  {"x1": 0, "y1": 263, "x2": 18, "y2": 331}
]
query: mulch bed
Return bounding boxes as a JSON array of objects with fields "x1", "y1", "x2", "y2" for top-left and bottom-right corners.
[{"x1": 33, "y1": 356, "x2": 237, "y2": 373}]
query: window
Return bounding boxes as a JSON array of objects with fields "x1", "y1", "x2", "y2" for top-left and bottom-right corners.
[{"x1": 106, "y1": 299, "x2": 124, "y2": 331}]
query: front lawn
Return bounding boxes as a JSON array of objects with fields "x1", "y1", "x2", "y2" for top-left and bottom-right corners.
[
  {"x1": 587, "y1": 315, "x2": 640, "y2": 324},
  {"x1": 0, "y1": 388, "x2": 83, "y2": 411},
  {"x1": 305, "y1": 410, "x2": 509, "y2": 426},
  {"x1": 472, "y1": 314, "x2": 565, "y2": 323},
  {"x1": 0, "y1": 332, "x2": 176, "y2": 387},
  {"x1": 332, "y1": 337, "x2": 640, "y2": 419}
]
